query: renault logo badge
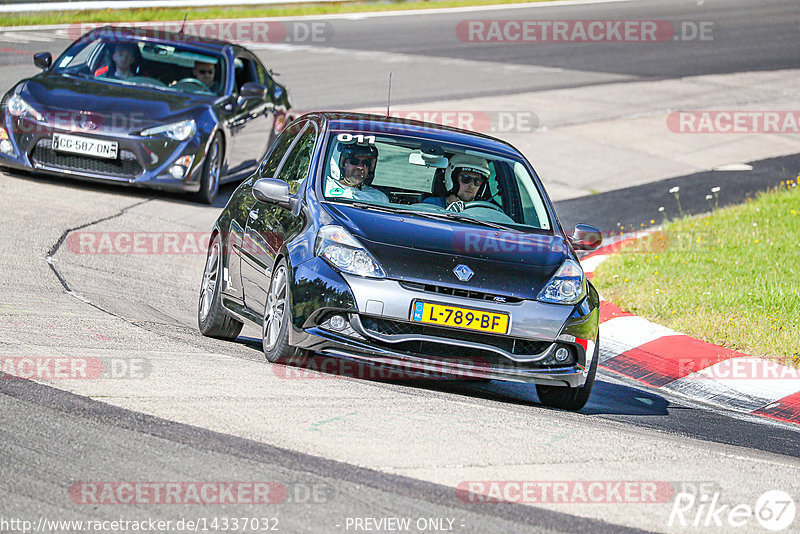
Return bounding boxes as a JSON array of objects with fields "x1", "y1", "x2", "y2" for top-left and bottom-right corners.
[{"x1": 453, "y1": 264, "x2": 474, "y2": 282}]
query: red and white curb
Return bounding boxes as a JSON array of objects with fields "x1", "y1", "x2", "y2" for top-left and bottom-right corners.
[{"x1": 580, "y1": 237, "x2": 800, "y2": 427}]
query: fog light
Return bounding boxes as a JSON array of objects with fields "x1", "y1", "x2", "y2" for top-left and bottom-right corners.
[
  {"x1": 329, "y1": 315, "x2": 347, "y2": 331},
  {"x1": 167, "y1": 155, "x2": 194, "y2": 180},
  {"x1": 0, "y1": 128, "x2": 13, "y2": 155},
  {"x1": 554, "y1": 347, "x2": 570, "y2": 363}
]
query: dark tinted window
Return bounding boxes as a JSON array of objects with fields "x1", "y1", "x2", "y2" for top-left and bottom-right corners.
[{"x1": 275, "y1": 126, "x2": 316, "y2": 195}]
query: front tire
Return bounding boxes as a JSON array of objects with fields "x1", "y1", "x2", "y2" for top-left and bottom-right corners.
[
  {"x1": 198, "y1": 234, "x2": 243, "y2": 339},
  {"x1": 262, "y1": 259, "x2": 307, "y2": 364},
  {"x1": 197, "y1": 132, "x2": 223, "y2": 205},
  {"x1": 536, "y1": 338, "x2": 599, "y2": 411}
]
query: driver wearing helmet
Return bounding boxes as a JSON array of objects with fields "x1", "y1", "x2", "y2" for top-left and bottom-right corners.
[
  {"x1": 325, "y1": 143, "x2": 389, "y2": 203},
  {"x1": 424, "y1": 154, "x2": 491, "y2": 211}
]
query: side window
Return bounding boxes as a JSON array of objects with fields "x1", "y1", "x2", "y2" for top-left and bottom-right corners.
[
  {"x1": 233, "y1": 56, "x2": 257, "y2": 93},
  {"x1": 275, "y1": 126, "x2": 316, "y2": 195},
  {"x1": 260, "y1": 122, "x2": 305, "y2": 179},
  {"x1": 254, "y1": 61, "x2": 268, "y2": 86},
  {"x1": 514, "y1": 162, "x2": 550, "y2": 230}
]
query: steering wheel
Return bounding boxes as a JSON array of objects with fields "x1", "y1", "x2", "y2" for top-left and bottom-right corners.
[
  {"x1": 172, "y1": 78, "x2": 211, "y2": 91},
  {"x1": 464, "y1": 200, "x2": 504, "y2": 213}
]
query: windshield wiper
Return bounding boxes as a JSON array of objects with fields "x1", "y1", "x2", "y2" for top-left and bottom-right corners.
[
  {"x1": 348, "y1": 203, "x2": 454, "y2": 220},
  {"x1": 412, "y1": 209, "x2": 517, "y2": 231},
  {"x1": 347, "y1": 202, "x2": 515, "y2": 230},
  {"x1": 348, "y1": 202, "x2": 401, "y2": 214},
  {"x1": 58, "y1": 71, "x2": 90, "y2": 80}
]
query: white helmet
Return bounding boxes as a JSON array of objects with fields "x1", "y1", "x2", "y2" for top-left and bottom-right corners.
[{"x1": 444, "y1": 153, "x2": 491, "y2": 191}]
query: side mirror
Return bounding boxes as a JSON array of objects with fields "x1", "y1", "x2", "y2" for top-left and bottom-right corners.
[
  {"x1": 568, "y1": 224, "x2": 602, "y2": 251},
  {"x1": 271, "y1": 83, "x2": 291, "y2": 109},
  {"x1": 240, "y1": 82, "x2": 268, "y2": 100},
  {"x1": 33, "y1": 52, "x2": 51, "y2": 70},
  {"x1": 252, "y1": 178, "x2": 295, "y2": 210}
]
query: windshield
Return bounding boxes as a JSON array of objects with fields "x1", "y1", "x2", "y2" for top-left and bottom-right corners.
[
  {"x1": 320, "y1": 131, "x2": 552, "y2": 231},
  {"x1": 52, "y1": 36, "x2": 226, "y2": 96}
]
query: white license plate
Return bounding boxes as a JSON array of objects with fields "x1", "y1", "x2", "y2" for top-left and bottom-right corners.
[{"x1": 52, "y1": 133, "x2": 118, "y2": 160}]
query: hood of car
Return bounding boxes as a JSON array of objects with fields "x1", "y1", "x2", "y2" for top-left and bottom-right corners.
[
  {"x1": 18, "y1": 74, "x2": 211, "y2": 131},
  {"x1": 324, "y1": 204, "x2": 571, "y2": 299}
]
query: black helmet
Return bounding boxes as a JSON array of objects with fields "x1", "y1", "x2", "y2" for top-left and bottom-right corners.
[{"x1": 339, "y1": 143, "x2": 378, "y2": 185}]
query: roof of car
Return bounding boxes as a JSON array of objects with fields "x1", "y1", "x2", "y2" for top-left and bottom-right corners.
[
  {"x1": 305, "y1": 112, "x2": 523, "y2": 159},
  {"x1": 88, "y1": 25, "x2": 237, "y2": 52}
]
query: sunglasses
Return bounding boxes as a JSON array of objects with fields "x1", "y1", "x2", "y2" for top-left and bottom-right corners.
[
  {"x1": 460, "y1": 175, "x2": 486, "y2": 186},
  {"x1": 346, "y1": 157, "x2": 374, "y2": 166},
  {"x1": 196, "y1": 69, "x2": 214, "y2": 75}
]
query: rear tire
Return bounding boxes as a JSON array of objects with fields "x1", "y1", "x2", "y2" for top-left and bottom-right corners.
[
  {"x1": 197, "y1": 133, "x2": 223, "y2": 205},
  {"x1": 262, "y1": 259, "x2": 307, "y2": 365},
  {"x1": 536, "y1": 338, "x2": 599, "y2": 411},
  {"x1": 198, "y1": 234, "x2": 243, "y2": 339}
]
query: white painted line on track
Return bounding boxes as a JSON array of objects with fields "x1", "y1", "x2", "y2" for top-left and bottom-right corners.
[
  {"x1": 1, "y1": 0, "x2": 640, "y2": 25},
  {"x1": 0, "y1": 31, "x2": 54, "y2": 42},
  {"x1": 0, "y1": 0, "x2": 347, "y2": 13}
]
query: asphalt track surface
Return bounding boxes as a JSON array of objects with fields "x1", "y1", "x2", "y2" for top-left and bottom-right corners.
[{"x1": 2, "y1": 1, "x2": 800, "y2": 533}]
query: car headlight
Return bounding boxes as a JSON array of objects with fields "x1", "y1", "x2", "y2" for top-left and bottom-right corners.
[
  {"x1": 140, "y1": 119, "x2": 196, "y2": 141},
  {"x1": 537, "y1": 259, "x2": 586, "y2": 305},
  {"x1": 315, "y1": 225, "x2": 385, "y2": 278},
  {"x1": 6, "y1": 94, "x2": 44, "y2": 122}
]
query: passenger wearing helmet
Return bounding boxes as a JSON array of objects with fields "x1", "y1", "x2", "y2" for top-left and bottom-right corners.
[
  {"x1": 325, "y1": 143, "x2": 389, "y2": 203},
  {"x1": 424, "y1": 154, "x2": 491, "y2": 211}
]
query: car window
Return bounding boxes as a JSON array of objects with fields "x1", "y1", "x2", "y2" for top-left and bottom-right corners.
[
  {"x1": 275, "y1": 126, "x2": 317, "y2": 195},
  {"x1": 55, "y1": 38, "x2": 103, "y2": 72},
  {"x1": 260, "y1": 122, "x2": 306, "y2": 179},
  {"x1": 53, "y1": 37, "x2": 226, "y2": 96},
  {"x1": 320, "y1": 131, "x2": 552, "y2": 232},
  {"x1": 254, "y1": 61, "x2": 268, "y2": 86},
  {"x1": 233, "y1": 55, "x2": 257, "y2": 93}
]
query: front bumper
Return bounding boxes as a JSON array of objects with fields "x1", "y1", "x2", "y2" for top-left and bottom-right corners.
[
  {"x1": 289, "y1": 258, "x2": 599, "y2": 387},
  {"x1": 0, "y1": 114, "x2": 205, "y2": 193}
]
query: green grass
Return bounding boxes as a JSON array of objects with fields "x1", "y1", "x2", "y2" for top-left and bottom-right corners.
[
  {"x1": 0, "y1": 0, "x2": 554, "y2": 27},
  {"x1": 593, "y1": 180, "x2": 800, "y2": 367}
]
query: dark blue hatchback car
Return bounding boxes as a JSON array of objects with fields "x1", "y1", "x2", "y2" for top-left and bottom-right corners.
[{"x1": 198, "y1": 112, "x2": 603, "y2": 410}]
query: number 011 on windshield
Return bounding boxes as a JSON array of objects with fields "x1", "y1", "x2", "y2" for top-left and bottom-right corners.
[{"x1": 411, "y1": 301, "x2": 510, "y2": 334}]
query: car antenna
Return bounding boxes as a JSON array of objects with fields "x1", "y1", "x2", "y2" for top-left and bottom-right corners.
[
  {"x1": 180, "y1": 13, "x2": 188, "y2": 34},
  {"x1": 385, "y1": 72, "x2": 392, "y2": 117}
]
